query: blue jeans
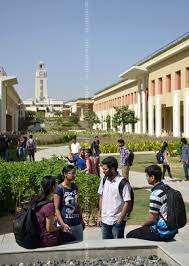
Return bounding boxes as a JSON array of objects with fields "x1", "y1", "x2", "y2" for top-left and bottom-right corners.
[
  {"x1": 70, "y1": 223, "x2": 83, "y2": 241},
  {"x1": 183, "y1": 161, "x2": 189, "y2": 179},
  {"x1": 101, "y1": 221, "x2": 126, "y2": 239}
]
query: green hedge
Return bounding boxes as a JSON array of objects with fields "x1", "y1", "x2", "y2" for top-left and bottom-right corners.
[
  {"x1": 32, "y1": 132, "x2": 76, "y2": 146},
  {"x1": 81, "y1": 140, "x2": 181, "y2": 154},
  {"x1": 0, "y1": 157, "x2": 99, "y2": 216}
]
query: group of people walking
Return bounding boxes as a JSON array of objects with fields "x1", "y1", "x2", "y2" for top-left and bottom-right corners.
[
  {"x1": 0, "y1": 133, "x2": 36, "y2": 162},
  {"x1": 17, "y1": 134, "x2": 36, "y2": 161}
]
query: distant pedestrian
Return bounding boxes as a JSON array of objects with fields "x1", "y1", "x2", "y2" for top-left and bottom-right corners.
[
  {"x1": 0, "y1": 133, "x2": 9, "y2": 161},
  {"x1": 161, "y1": 142, "x2": 173, "y2": 179},
  {"x1": 118, "y1": 139, "x2": 130, "y2": 180},
  {"x1": 85, "y1": 149, "x2": 93, "y2": 174},
  {"x1": 26, "y1": 135, "x2": 36, "y2": 161},
  {"x1": 91, "y1": 136, "x2": 100, "y2": 177},
  {"x1": 180, "y1": 138, "x2": 189, "y2": 181},
  {"x1": 70, "y1": 137, "x2": 81, "y2": 158},
  {"x1": 17, "y1": 135, "x2": 27, "y2": 161}
]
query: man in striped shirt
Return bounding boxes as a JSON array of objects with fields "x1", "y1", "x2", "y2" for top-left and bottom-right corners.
[{"x1": 127, "y1": 165, "x2": 177, "y2": 241}]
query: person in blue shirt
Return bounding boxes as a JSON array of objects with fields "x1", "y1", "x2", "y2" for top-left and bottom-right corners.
[
  {"x1": 67, "y1": 149, "x2": 86, "y2": 171},
  {"x1": 127, "y1": 165, "x2": 177, "y2": 241}
]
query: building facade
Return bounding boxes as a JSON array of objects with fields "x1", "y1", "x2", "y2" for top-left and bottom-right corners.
[
  {"x1": 67, "y1": 98, "x2": 94, "y2": 121},
  {"x1": 0, "y1": 67, "x2": 24, "y2": 132},
  {"x1": 93, "y1": 33, "x2": 189, "y2": 138},
  {"x1": 24, "y1": 61, "x2": 64, "y2": 114}
]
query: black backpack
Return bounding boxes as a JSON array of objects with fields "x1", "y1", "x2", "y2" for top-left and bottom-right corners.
[
  {"x1": 128, "y1": 150, "x2": 134, "y2": 166},
  {"x1": 13, "y1": 199, "x2": 50, "y2": 249},
  {"x1": 156, "y1": 151, "x2": 164, "y2": 164},
  {"x1": 102, "y1": 177, "x2": 134, "y2": 216},
  {"x1": 156, "y1": 184, "x2": 187, "y2": 230}
]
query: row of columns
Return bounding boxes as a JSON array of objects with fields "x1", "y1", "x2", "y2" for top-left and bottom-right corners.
[{"x1": 95, "y1": 82, "x2": 189, "y2": 138}]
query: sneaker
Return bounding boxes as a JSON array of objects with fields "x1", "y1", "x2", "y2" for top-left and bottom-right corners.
[{"x1": 184, "y1": 178, "x2": 189, "y2": 181}]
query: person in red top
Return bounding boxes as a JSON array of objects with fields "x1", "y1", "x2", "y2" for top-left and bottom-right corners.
[
  {"x1": 85, "y1": 149, "x2": 93, "y2": 174},
  {"x1": 35, "y1": 176, "x2": 75, "y2": 247}
]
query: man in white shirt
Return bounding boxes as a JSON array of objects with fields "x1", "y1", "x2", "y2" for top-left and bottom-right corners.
[
  {"x1": 70, "y1": 137, "x2": 81, "y2": 156},
  {"x1": 97, "y1": 156, "x2": 131, "y2": 239}
]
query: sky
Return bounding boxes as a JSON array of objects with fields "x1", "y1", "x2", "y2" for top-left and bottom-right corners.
[{"x1": 1, "y1": 0, "x2": 189, "y2": 102}]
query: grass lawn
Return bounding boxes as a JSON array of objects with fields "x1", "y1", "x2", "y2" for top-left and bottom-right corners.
[
  {"x1": 128, "y1": 188, "x2": 189, "y2": 225},
  {"x1": 101, "y1": 153, "x2": 185, "y2": 180}
]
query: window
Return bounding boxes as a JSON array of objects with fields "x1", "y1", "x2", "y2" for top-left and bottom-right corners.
[
  {"x1": 40, "y1": 80, "x2": 43, "y2": 84},
  {"x1": 151, "y1": 80, "x2": 155, "y2": 96},
  {"x1": 166, "y1": 74, "x2": 171, "y2": 92},
  {"x1": 158, "y1": 78, "x2": 162, "y2": 94},
  {"x1": 186, "y1": 68, "x2": 189, "y2": 87},
  {"x1": 175, "y1": 71, "x2": 181, "y2": 90}
]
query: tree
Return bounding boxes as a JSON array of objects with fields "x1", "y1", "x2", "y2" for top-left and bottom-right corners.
[
  {"x1": 112, "y1": 106, "x2": 138, "y2": 133},
  {"x1": 84, "y1": 111, "x2": 100, "y2": 129},
  {"x1": 68, "y1": 113, "x2": 79, "y2": 125}
]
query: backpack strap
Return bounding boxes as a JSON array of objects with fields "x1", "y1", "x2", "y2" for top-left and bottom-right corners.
[{"x1": 118, "y1": 178, "x2": 128, "y2": 199}]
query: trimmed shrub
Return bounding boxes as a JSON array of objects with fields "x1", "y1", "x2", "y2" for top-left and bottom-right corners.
[{"x1": 0, "y1": 157, "x2": 99, "y2": 218}]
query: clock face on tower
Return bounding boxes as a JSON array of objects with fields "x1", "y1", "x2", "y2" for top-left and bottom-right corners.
[{"x1": 39, "y1": 71, "x2": 44, "y2": 77}]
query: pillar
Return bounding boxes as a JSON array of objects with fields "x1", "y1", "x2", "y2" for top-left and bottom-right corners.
[
  {"x1": 155, "y1": 95, "x2": 162, "y2": 137},
  {"x1": 184, "y1": 88, "x2": 189, "y2": 138},
  {"x1": 137, "y1": 80, "x2": 142, "y2": 133},
  {"x1": 173, "y1": 90, "x2": 180, "y2": 137},
  {"x1": 148, "y1": 96, "x2": 154, "y2": 135},
  {"x1": 134, "y1": 104, "x2": 138, "y2": 133},
  {"x1": 0, "y1": 81, "x2": 6, "y2": 132},
  {"x1": 141, "y1": 78, "x2": 147, "y2": 134}
]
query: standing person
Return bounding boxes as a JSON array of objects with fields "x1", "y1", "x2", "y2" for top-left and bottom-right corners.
[
  {"x1": 0, "y1": 133, "x2": 7, "y2": 161},
  {"x1": 26, "y1": 135, "x2": 36, "y2": 161},
  {"x1": 54, "y1": 165, "x2": 84, "y2": 241},
  {"x1": 127, "y1": 165, "x2": 178, "y2": 241},
  {"x1": 117, "y1": 139, "x2": 130, "y2": 180},
  {"x1": 91, "y1": 136, "x2": 100, "y2": 177},
  {"x1": 70, "y1": 137, "x2": 81, "y2": 158},
  {"x1": 17, "y1": 135, "x2": 27, "y2": 161},
  {"x1": 181, "y1": 138, "x2": 189, "y2": 181},
  {"x1": 97, "y1": 156, "x2": 131, "y2": 239},
  {"x1": 161, "y1": 142, "x2": 173, "y2": 179},
  {"x1": 85, "y1": 148, "x2": 93, "y2": 174},
  {"x1": 35, "y1": 176, "x2": 75, "y2": 247}
]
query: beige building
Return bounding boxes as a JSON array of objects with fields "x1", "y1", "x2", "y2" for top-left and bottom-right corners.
[
  {"x1": 67, "y1": 98, "x2": 94, "y2": 121},
  {"x1": 93, "y1": 33, "x2": 189, "y2": 138},
  {"x1": 0, "y1": 67, "x2": 24, "y2": 132}
]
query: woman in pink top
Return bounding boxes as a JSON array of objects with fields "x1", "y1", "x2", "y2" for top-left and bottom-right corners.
[{"x1": 35, "y1": 176, "x2": 75, "y2": 247}]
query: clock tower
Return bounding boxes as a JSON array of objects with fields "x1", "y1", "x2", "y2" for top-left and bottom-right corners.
[{"x1": 35, "y1": 61, "x2": 48, "y2": 102}]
